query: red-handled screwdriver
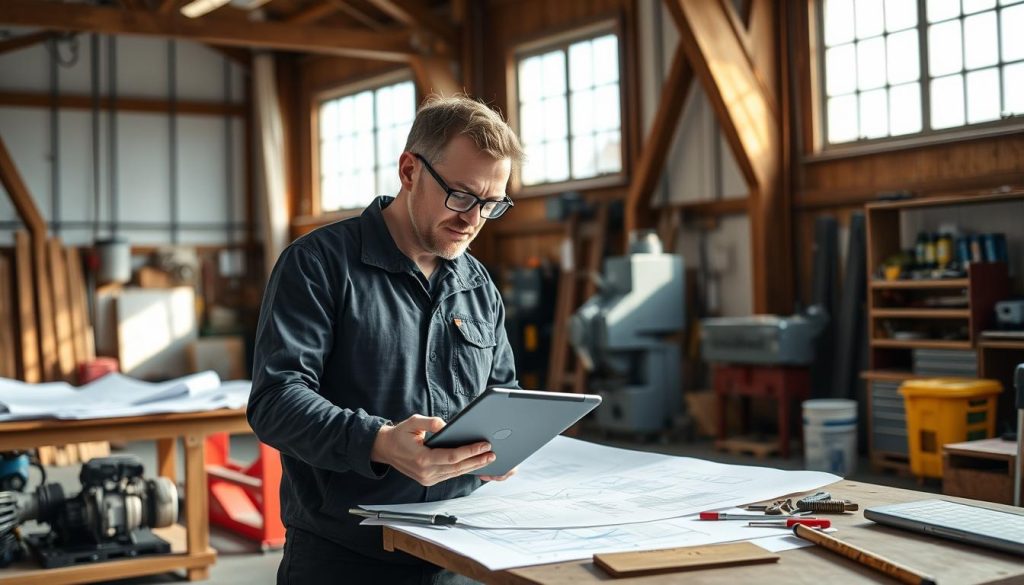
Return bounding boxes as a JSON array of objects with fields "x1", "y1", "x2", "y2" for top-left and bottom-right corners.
[{"x1": 748, "y1": 518, "x2": 831, "y2": 529}]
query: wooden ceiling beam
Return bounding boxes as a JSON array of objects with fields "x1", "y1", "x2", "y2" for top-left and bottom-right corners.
[
  {"x1": 668, "y1": 0, "x2": 791, "y2": 313},
  {"x1": 624, "y1": 43, "x2": 693, "y2": 238},
  {"x1": 410, "y1": 54, "x2": 461, "y2": 96},
  {"x1": 158, "y1": 0, "x2": 180, "y2": 15},
  {"x1": 287, "y1": 1, "x2": 340, "y2": 25},
  {"x1": 365, "y1": 0, "x2": 455, "y2": 53},
  {"x1": 0, "y1": 0, "x2": 417, "y2": 61},
  {"x1": 0, "y1": 30, "x2": 57, "y2": 56}
]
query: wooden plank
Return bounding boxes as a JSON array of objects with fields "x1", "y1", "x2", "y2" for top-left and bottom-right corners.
[
  {"x1": 0, "y1": 0, "x2": 418, "y2": 61},
  {"x1": 286, "y1": 0, "x2": 339, "y2": 24},
  {"x1": 365, "y1": 0, "x2": 456, "y2": 50},
  {"x1": 410, "y1": 55, "x2": 461, "y2": 96},
  {"x1": 47, "y1": 238, "x2": 76, "y2": 382},
  {"x1": 65, "y1": 246, "x2": 95, "y2": 364},
  {"x1": 13, "y1": 232, "x2": 40, "y2": 383},
  {"x1": 668, "y1": 0, "x2": 790, "y2": 314},
  {"x1": 623, "y1": 42, "x2": 693, "y2": 238},
  {"x1": 0, "y1": 91, "x2": 246, "y2": 117},
  {"x1": 0, "y1": 256, "x2": 16, "y2": 379},
  {"x1": 0, "y1": 30, "x2": 56, "y2": 56},
  {"x1": 158, "y1": 0, "x2": 180, "y2": 15}
]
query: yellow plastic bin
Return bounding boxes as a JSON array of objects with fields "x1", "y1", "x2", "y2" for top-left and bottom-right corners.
[{"x1": 898, "y1": 378, "x2": 1002, "y2": 478}]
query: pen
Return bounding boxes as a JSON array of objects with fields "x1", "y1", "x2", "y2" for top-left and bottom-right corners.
[
  {"x1": 700, "y1": 511, "x2": 798, "y2": 521},
  {"x1": 349, "y1": 508, "x2": 459, "y2": 526},
  {"x1": 791, "y1": 523, "x2": 937, "y2": 585},
  {"x1": 748, "y1": 518, "x2": 831, "y2": 529}
]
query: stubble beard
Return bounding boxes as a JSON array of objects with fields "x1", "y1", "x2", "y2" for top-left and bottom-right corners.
[{"x1": 407, "y1": 194, "x2": 475, "y2": 261}]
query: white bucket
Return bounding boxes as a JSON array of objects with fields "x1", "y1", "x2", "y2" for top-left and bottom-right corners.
[{"x1": 803, "y1": 399, "x2": 858, "y2": 477}]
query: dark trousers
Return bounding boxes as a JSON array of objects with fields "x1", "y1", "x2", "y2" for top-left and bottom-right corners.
[{"x1": 277, "y1": 527, "x2": 480, "y2": 585}]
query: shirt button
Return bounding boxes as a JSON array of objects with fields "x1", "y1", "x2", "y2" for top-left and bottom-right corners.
[{"x1": 429, "y1": 351, "x2": 437, "y2": 362}]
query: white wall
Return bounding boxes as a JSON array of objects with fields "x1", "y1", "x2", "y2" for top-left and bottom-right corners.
[
  {"x1": 0, "y1": 28, "x2": 248, "y2": 247},
  {"x1": 637, "y1": 0, "x2": 753, "y2": 316}
]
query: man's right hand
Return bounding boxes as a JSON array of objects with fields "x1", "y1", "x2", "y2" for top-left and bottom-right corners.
[{"x1": 370, "y1": 414, "x2": 495, "y2": 486}]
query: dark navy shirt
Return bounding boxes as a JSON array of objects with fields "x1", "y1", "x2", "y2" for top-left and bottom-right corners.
[{"x1": 248, "y1": 196, "x2": 518, "y2": 561}]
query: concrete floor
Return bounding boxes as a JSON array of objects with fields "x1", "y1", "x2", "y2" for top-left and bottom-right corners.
[{"x1": 33, "y1": 431, "x2": 936, "y2": 584}]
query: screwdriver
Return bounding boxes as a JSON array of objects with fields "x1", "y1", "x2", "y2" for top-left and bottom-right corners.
[{"x1": 748, "y1": 518, "x2": 831, "y2": 529}]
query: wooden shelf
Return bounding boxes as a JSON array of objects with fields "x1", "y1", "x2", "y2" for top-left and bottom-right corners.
[
  {"x1": 872, "y1": 308, "x2": 970, "y2": 318},
  {"x1": 871, "y1": 338, "x2": 972, "y2": 350},
  {"x1": 870, "y1": 278, "x2": 968, "y2": 289},
  {"x1": 861, "y1": 369, "x2": 920, "y2": 382},
  {"x1": 978, "y1": 339, "x2": 1024, "y2": 350}
]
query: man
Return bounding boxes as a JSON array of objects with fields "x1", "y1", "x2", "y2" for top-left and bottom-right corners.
[{"x1": 248, "y1": 95, "x2": 526, "y2": 584}]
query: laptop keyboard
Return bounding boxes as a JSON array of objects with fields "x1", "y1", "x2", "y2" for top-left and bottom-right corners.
[{"x1": 879, "y1": 499, "x2": 1024, "y2": 543}]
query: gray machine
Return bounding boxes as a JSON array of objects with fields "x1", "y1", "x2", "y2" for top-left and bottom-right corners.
[
  {"x1": 700, "y1": 310, "x2": 828, "y2": 365},
  {"x1": 569, "y1": 233, "x2": 685, "y2": 434}
]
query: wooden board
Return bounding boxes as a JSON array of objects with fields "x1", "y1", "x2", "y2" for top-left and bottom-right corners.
[
  {"x1": 65, "y1": 246, "x2": 95, "y2": 365},
  {"x1": 0, "y1": 255, "x2": 16, "y2": 378},
  {"x1": 116, "y1": 287, "x2": 198, "y2": 379},
  {"x1": 594, "y1": 542, "x2": 779, "y2": 577},
  {"x1": 13, "y1": 231, "x2": 40, "y2": 383},
  {"x1": 47, "y1": 238, "x2": 76, "y2": 382}
]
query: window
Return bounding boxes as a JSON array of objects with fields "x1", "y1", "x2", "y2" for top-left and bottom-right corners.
[
  {"x1": 819, "y1": 0, "x2": 1024, "y2": 146},
  {"x1": 317, "y1": 79, "x2": 415, "y2": 212},
  {"x1": 516, "y1": 31, "x2": 623, "y2": 187}
]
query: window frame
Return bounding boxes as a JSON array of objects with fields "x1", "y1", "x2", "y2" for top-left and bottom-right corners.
[
  {"x1": 811, "y1": 0, "x2": 1024, "y2": 158},
  {"x1": 508, "y1": 19, "x2": 630, "y2": 197},
  {"x1": 311, "y1": 70, "x2": 416, "y2": 215}
]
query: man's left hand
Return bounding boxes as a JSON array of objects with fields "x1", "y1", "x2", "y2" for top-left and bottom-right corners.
[{"x1": 479, "y1": 467, "x2": 517, "y2": 482}]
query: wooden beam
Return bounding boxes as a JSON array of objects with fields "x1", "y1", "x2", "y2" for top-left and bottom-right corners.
[
  {"x1": 48, "y1": 238, "x2": 76, "y2": 382},
  {"x1": 0, "y1": 134, "x2": 45, "y2": 236},
  {"x1": 410, "y1": 55, "x2": 461, "y2": 96},
  {"x1": 669, "y1": 0, "x2": 791, "y2": 313},
  {"x1": 623, "y1": 42, "x2": 693, "y2": 239},
  {"x1": 0, "y1": 91, "x2": 246, "y2": 116},
  {"x1": 0, "y1": 256, "x2": 16, "y2": 380},
  {"x1": 365, "y1": 0, "x2": 455, "y2": 52},
  {"x1": 204, "y1": 44, "x2": 252, "y2": 68},
  {"x1": 0, "y1": 0, "x2": 418, "y2": 61},
  {"x1": 287, "y1": 1, "x2": 339, "y2": 25},
  {"x1": 0, "y1": 30, "x2": 56, "y2": 56},
  {"x1": 158, "y1": 0, "x2": 180, "y2": 15},
  {"x1": 13, "y1": 232, "x2": 40, "y2": 383}
]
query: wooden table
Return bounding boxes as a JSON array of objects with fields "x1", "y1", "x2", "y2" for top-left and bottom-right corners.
[
  {"x1": 0, "y1": 408, "x2": 251, "y2": 584},
  {"x1": 383, "y1": 480, "x2": 1024, "y2": 584}
]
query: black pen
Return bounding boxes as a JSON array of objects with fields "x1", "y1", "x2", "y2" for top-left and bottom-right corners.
[{"x1": 349, "y1": 508, "x2": 459, "y2": 526}]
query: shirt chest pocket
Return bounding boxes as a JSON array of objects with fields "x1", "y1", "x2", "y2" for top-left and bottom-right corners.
[{"x1": 450, "y1": 313, "x2": 496, "y2": 397}]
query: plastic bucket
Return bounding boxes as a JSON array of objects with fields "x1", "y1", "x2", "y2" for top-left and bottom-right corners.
[{"x1": 803, "y1": 399, "x2": 858, "y2": 477}]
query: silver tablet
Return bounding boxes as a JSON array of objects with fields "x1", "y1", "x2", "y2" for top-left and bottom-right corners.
[{"x1": 425, "y1": 387, "x2": 601, "y2": 476}]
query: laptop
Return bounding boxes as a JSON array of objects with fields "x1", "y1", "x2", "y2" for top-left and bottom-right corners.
[{"x1": 865, "y1": 499, "x2": 1024, "y2": 556}]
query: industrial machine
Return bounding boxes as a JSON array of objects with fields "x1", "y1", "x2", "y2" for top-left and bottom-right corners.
[
  {"x1": 700, "y1": 310, "x2": 828, "y2": 366},
  {"x1": 569, "y1": 232, "x2": 685, "y2": 434},
  {"x1": 0, "y1": 455, "x2": 177, "y2": 568}
]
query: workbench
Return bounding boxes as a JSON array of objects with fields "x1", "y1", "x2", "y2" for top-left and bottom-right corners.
[
  {"x1": 383, "y1": 480, "x2": 1024, "y2": 584},
  {"x1": 0, "y1": 407, "x2": 251, "y2": 584}
]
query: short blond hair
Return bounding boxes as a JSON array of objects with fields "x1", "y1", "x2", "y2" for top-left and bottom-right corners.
[{"x1": 404, "y1": 94, "x2": 525, "y2": 171}]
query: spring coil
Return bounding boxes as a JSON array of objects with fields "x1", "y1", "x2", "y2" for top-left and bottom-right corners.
[{"x1": 796, "y1": 499, "x2": 859, "y2": 513}]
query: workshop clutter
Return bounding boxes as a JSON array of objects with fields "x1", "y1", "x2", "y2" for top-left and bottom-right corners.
[
  {"x1": 899, "y1": 378, "x2": 1001, "y2": 478},
  {"x1": 803, "y1": 399, "x2": 858, "y2": 477}
]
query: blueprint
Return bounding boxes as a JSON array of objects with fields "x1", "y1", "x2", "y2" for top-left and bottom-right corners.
[{"x1": 364, "y1": 436, "x2": 839, "y2": 529}]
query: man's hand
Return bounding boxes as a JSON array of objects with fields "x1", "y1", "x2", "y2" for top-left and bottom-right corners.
[
  {"x1": 479, "y1": 468, "x2": 517, "y2": 482},
  {"x1": 370, "y1": 414, "x2": 495, "y2": 486}
]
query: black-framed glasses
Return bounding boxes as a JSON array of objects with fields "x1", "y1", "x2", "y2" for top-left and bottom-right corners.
[{"x1": 413, "y1": 153, "x2": 513, "y2": 219}]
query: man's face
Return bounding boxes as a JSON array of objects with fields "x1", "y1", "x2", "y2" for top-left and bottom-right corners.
[{"x1": 404, "y1": 136, "x2": 512, "y2": 261}]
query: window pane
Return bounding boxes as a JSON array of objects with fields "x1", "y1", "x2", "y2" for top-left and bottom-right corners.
[
  {"x1": 926, "y1": 0, "x2": 959, "y2": 21},
  {"x1": 571, "y1": 89, "x2": 595, "y2": 136},
  {"x1": 355, "y1": 131, "x2": 374, "y2": 170},
  {"x1": 376, "y1": 128, "x2": 392, "y2": 167},
  {"x1": 826, "y1": 44, "x2": 858, "y2": 95},
  {"x1": 858, "y1": 37, "x2": 888, "y2": 90},
  {"x1": 860, "y1": 88, "x2": 889, "y2": 138},
  {"x1": 377, "y1": 167, "x2": 398, "y2": 197},
  {"x1": 320, "y1": 101, "x2": 338, "y2": 139},
  {"x1": 519, "y1": 101, "x2": 543, "y2": 145},
  {"x1": 543, "y1": 97, "x2": 568, "y2": 141},
  {"x1": 593, "y1": 84, "x2": 621, "y2": 131},
  {"x1": 889, "y1": 82, "x2": 923, "y2": 134},
  {"x1": 571, "y1": 135, "x2": 596, "y2": 179},
  {"x1": 568, "y1": 40, "x2": 593, "y2": 91},
  {"x1": 929, "y1": 20, "x2": 963, "y2": 76},
  {"x1": 354, "y1": 91, "x2": 373, "y2": 131},
  {"x1": 1003, "y1": 4, "x2": 1024, "y2": 62},
  {"x1": 887, "y1": 29, "x2": 920, "y2": 83},
  {"x1": 856, "y1": 0, "x2": 886, "y2": 38},
  {"x1": 966, "y1": 67, "x2": 1001, "y2": 122},
  {"x1": 1003, "y1": 0, "x2": 1024, "y2": 5},
  {"x1": 963, "y1": 11, "x2": 998, "y2": 69},
  {"x1": 885, "y1": 0, "x2": 918, "y2": 31},
  {"x1": 542, "y1": 51, "x2": 566, "y2": 98},
  {"x1": 320, "y1": 138, "x2": 338, "y2": 175},
  {"x1": 595, "y1": 131, "x2": 622, "y2": 174},
  {"x1": 828, "y1": 94, "x2": 859, "y2": 142},
  {"x1": 825, "y1": 0, "x2": 856, "y2": 46},
  {"x1": 338, "y1": 97, "x2": 354, "y2": 134},
  {"x1": 962, "y1": 0, "x2": 996, "y2": 13},
  {"x1": 521, "y1": 144, "x2": 546, "y2": 185},
  {"x1": 376, "y1": 86, "x2": 393, "y2": 128},
  {"x1": 393, "y1": 82, "x2": 415, "y2": 123},
  {"x1": 321, "y1": 174, "x2": 340, "y2": 211},
  {"x1": 518, "y1": 56, "x2": 543, "y2": 103},
  {"x1": 355, "y1": 170, "x2": 374, "y2": 198},
  {"x1": 931, "y1": 74, "x2": 966, "y2": 128},
  {"x1": 339, "y1": 136, "x2": 354, "y2": 170},
  {"x1": 1005, "y1": 62, "x2": 1024, "y2": 114},
  {"x1": 544, "y1": 140, "x2": 570, "y2": 182},
  {"x1": 592, "y1": 35, "x2": 619, "y2": 85}
]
